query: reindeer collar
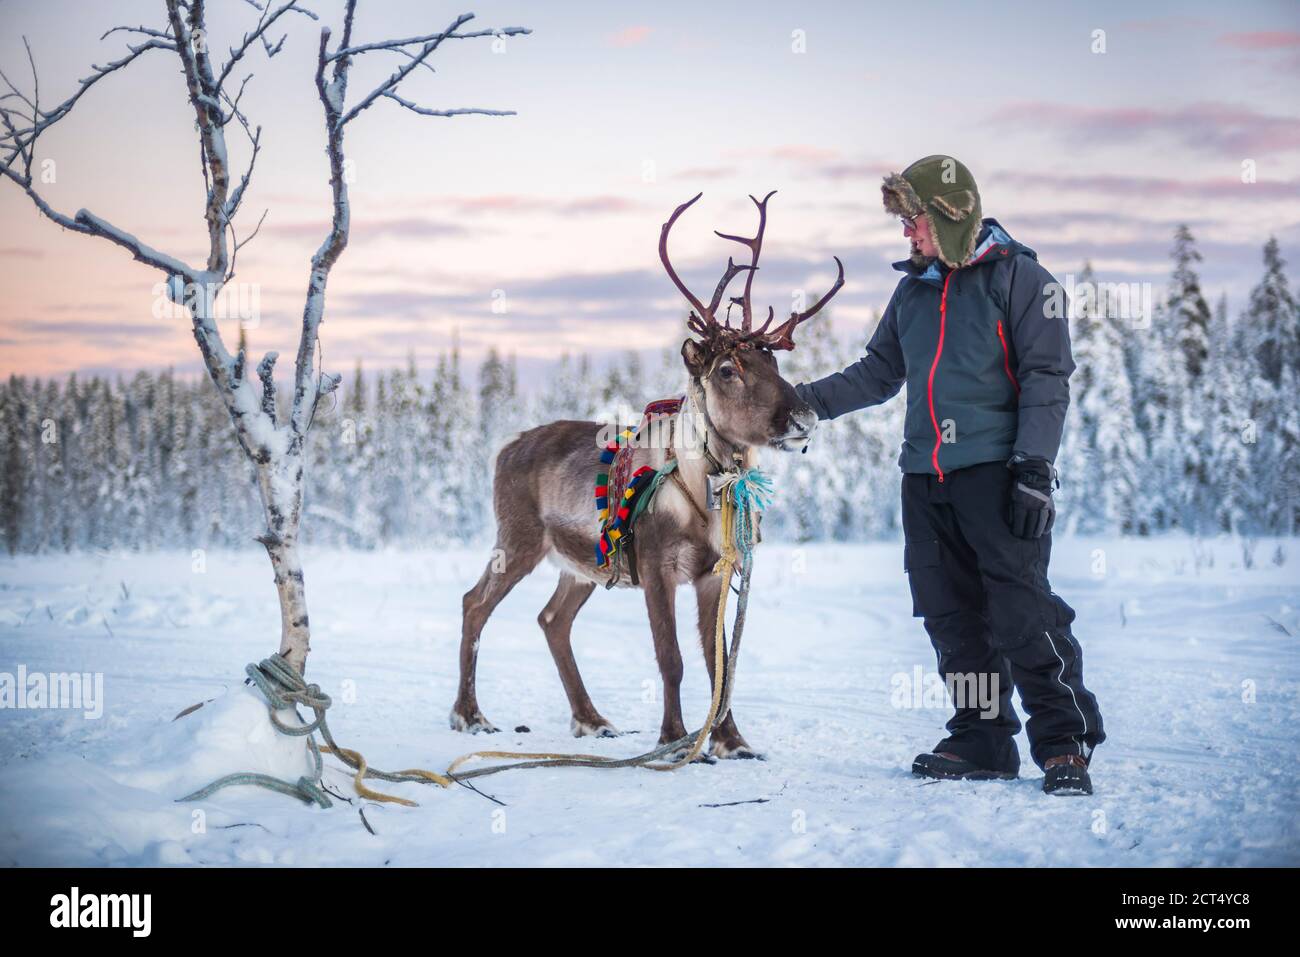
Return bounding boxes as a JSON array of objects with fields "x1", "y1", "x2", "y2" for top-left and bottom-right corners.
[{"x1": 683, "y1": 375, "x2": 740, "y2": 476}]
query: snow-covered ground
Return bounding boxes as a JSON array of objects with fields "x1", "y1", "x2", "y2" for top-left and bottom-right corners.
[{"x1": 0, "y1": 537, "x2": 1296, "y2": 867}]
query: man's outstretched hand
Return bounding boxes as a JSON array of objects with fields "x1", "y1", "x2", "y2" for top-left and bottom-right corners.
[{"x1": 1007, "y1": 456, "x2": 1057, "y2": 539}]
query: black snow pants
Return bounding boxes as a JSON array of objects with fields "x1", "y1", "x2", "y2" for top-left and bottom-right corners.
[{"x1": 901, "y1": 461, "x2": 1105, "y2": 774}]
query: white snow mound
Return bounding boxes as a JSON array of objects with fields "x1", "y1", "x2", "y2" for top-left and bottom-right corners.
[{"x1": 118, "y1": 684, "x2": 316, "y2": 797}]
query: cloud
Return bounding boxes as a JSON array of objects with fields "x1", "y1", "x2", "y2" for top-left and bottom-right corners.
[
  {"x1": 265, "y1": 217, "x2": 470, "y2": 241},
  {"x1": 816, "y1": 160, "x2": 893, "y2": 182},
  {"x1": 374, "y1": 194, "x2": 650, "y2": 217},
  {"x1": 261, "y1": 193, "x2": 656, "y2": 221},
  {"x1": 1218, "y1": 30, "x2": 1300, "y2": 51},
  {"x1": 674, "y1": 165, "x2": 739, "y2": 181},
  {"x1": 0, "y1": 318, "x2": 172, "y2": 346},
  {"x1": 768, "y1": 145, "x2": 842, "y2": 164},
  {"x1": 1001, "y1": 208, "x2": 1181, "y2": 228},
  {"x1": 608, "y1": 26, "x2": 652, "y2": 48},
  {"x1": 987, "y1": 100, "x2": 1300, "y2": 158},
  {"x1": 1118, "y1": 16, "x2": 1218, "y2": 33},
  {"x1": 986, "y1": 169, "x2": 1300, "y2": 202}
]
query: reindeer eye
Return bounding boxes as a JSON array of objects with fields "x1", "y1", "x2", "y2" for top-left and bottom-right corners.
[{"x1": 718, "y1": 366, "x2": 737, "y2": 381}]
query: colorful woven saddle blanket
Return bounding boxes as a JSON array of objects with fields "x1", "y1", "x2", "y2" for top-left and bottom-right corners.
[{"x1": 594, "y1": 396, "x2": 684, "y2": 568}]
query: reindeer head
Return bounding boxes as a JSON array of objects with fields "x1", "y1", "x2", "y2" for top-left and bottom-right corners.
[{"x1": 659, "y1": 191, "x2": 843, "y2": 454}]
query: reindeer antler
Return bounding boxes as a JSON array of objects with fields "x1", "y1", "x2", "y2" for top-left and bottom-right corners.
[
  {"x1": 754, "y1": 256, "x2": 845, "y2": 351},
  {"x1": 658, "y1": 193, "x2": 711, "y2": 326},
  {"x1": 659, "y1": 192, "x2": 844, "y2": 352},
  {"x1": 713, "y1": 190, "x2": 776, "y2": 332}
]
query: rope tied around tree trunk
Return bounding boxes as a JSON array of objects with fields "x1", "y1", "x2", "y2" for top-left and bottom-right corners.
[{"x1": 178, "y1": 654, "x2": 454, "y2": 809}]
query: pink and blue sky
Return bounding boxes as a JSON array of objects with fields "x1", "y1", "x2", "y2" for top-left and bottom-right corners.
[{"x1": 2, "y1": 0, "x2": 1298, "y2": 384}]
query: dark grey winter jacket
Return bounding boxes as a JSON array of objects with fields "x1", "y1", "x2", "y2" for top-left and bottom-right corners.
[{"x1": 795, "y1": 220, "x2": 1074, "y2": 477}]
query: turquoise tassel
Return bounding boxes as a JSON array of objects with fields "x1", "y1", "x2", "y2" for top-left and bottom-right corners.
[{"x1": 729, "y1": 467, "x2": 772, "y2": 562}]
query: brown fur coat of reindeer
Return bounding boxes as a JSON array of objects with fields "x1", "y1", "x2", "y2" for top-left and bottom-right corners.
[{"x1": 451, "y1": 191, "x2": 844, "y2": 759}]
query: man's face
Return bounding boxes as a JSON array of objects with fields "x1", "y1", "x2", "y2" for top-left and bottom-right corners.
[{"x1": 903, "y1": 214, "x2": 939, "y2": 260}]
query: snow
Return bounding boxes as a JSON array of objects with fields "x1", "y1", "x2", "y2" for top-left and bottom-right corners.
[{"x1": 0, "y1": 537, "x2": 1297, "y2": 867}]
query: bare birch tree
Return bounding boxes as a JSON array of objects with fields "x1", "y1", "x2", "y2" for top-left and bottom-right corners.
[{"x1": 0, "y1": 0, "x2": 528, "y2": 672}]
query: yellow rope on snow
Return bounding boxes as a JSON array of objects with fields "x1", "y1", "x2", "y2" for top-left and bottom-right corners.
[{"x1": 318, "y1": 744, "x2": 454, "y2": 805}]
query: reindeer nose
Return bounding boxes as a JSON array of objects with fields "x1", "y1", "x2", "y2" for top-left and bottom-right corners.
[{"x1": 791, "y1": 407, "x2": 817, "y2": 436}]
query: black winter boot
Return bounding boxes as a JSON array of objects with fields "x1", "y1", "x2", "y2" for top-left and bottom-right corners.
[
  {"x1": 912, "y1": 751, "x2": 1018, "y2": 781},
  {"x1": 1042, "y1": 754, "x2": 1092, "y2": 795}
]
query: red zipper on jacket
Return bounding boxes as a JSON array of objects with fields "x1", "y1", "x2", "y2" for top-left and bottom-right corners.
[
  {"x1": 996, "y1": 320, "x2": 1020, "y2": 394},
  {"x1": 927, "y1": 272, "x2": 953, "y2": 482}
]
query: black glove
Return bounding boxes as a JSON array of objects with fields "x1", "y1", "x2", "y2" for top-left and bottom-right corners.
[{"x1": 1007, "y1": 455, "x2": 1057, "y2": 539}]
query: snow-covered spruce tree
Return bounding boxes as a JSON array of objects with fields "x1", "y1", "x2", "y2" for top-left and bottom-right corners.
[
  {"x1": 0, "y1": 1, "x2": 527, "y2": 672},
  {"x1": 1205, "y1": 294, "x2": 1254, "y2": 534},
  {"x1": 1169, "y1": 225, "x2": 1213, "y2": 383},
  {"x1": 1171, "y1": 226, "x2": 1217, "y2": 530},
  {"x1": 1239, "y1": 238, "x2": 1300, "y2": 535},
  {"x1": 478, "y1": 346, "x2": 514, "y2": 475},
  {"x1": 1144, "y1": 225, "x2": 1213, "y2": 531},
  {"x1": 0, "y1": 379, "x2": 31, "y2": 554},
  {"x1": 1242, "y1": 237, "x2": 1300, "y2": 390},
  {"x1": 1059, "y1": 263, "x2": 1144, "y2": 533}
]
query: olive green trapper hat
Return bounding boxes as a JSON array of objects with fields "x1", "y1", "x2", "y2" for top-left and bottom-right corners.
[{"x1": 881, "y1": 155, "x2": 982, "y2": 269}]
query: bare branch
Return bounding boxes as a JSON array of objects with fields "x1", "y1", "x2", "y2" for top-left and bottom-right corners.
[
  {"x1": 224, "y1": 124, "x2": 262, "y2": 222},
  {"x1": 261, "y1": 32, "x2": 287, "y2": 59},
  {"x1": 217, "y1": 1, "x2": 319, "y2": 89},
  {"x1": 328, "y1": 25, "x2": 531, "y2": 60},
  {"x1": 380, "y1": 90, "x2": 515, "y2": 119},
  {"x1": 221, "y1": 72, "x2": 255, "y2": 127},
  {"x1": 291, "y1": 4, "x2": 357, "y2": 441},
  {"x1": 101, "y1": 24, "x2": 175, "y2": 43},
  {"x1": 0, "y1": 36, "x2": 176, "y2": 178},
  {"x1": 335, "y1": 12, "x2": 474, "y2": 128},
  {"x1": 74, "y1": 209, "x2": 202, "y2": 278},
  {"x1": 227, "y1": 207, "x2": 268, "y2": 283},
  {"x1": 385, "y1": 45, "x2": 438, "y2": 77},
  {"x1": 23, "y1": 38, "x2": 38, "y2": 173},
  {"x1": 0, "y1": 157, "x2": 204, "y2": 283},
  {"x1": 166, "y1": 0, "x2": 234, "y2": 275}
]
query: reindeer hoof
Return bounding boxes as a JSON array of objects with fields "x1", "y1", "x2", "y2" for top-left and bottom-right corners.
[
  {"x1": 660, "y1": 746, "x2": 717, "y2": 765},
  {"x1": 571, "y1": 717, "x2": 620, "y2": 738},
  {"x1": 449, "y1": 709, "x2": 500, "y2": 734},
  {"x1": 710, "y1": 739, "x2": 765, "y2": 760}
]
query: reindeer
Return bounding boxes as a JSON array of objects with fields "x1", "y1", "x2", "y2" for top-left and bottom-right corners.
[{"x1": 451, "y1": 191, "x2": 844, "y2": 759}]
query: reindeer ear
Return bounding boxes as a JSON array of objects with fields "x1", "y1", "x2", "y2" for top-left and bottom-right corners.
[{"x1": 681, "y1": 338, "x2": 708, "y2": 377}]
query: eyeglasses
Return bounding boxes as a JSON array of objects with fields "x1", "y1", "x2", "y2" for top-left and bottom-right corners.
[{"x1": 900, "y1": 214, "x2": 918, "y2": 230}]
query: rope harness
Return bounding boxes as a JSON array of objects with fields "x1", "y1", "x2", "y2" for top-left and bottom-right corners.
[{"x1": 178, "y1": 464, "x2": 770, "y2": 807}]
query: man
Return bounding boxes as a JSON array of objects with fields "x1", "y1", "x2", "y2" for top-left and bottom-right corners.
[{"x1": 794, "y1": 155, "x2": 1104, "y2": 795}]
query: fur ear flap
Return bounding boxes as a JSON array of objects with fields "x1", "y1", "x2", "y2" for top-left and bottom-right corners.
[
  {"x1": 881, "y1": 172, "x2": 923, "y2": 218},
  {"x1": 681, "y1": 338, "x2": 708, "y2": 377},
  {"x1": 929, "y1": 189, "x2": 977, "y2": 222}
]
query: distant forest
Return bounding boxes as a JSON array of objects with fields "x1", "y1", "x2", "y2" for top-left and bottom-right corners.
[{"x1": 2, "y1": 228, "x2": 1296, "y2": 553}]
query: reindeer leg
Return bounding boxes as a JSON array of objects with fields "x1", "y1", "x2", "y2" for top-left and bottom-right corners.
[
  {"x1": 451, "y1": 537, "x2": 544, "y2": 733},
  {"x1": 694, "y1": 571, "x2": 762, "y2": 759},
  {"x1": 538, "y1": 574, "x2": 615, "y2": 737},
  {"x1": 642, "y1": 566, "x2": 688, "y2": 749}
]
